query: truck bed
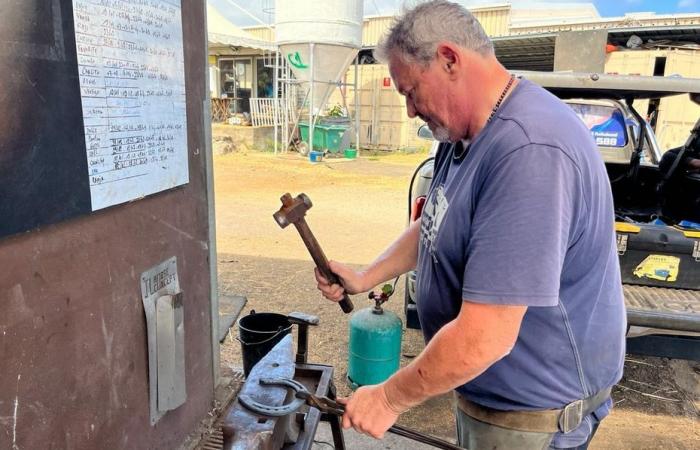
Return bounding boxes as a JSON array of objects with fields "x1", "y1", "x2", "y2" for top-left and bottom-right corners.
[{"x1": 624, "y1": 284, "x2": 700, "y2": 333}]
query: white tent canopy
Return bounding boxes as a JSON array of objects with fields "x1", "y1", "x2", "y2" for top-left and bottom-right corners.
[{"x1": 207, "y1": 4, "x2": 275, "y2": 51}]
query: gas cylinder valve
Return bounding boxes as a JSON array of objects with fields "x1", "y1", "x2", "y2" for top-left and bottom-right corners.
[{"x1": 368, "y1": 283, "x2": 394, "y2": 314}]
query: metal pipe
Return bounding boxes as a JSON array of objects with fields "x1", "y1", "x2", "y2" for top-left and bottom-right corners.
[
  {"x1": 274, "y1": 48, "x2": 279, "y2": 155},
  {"x1": 354, "y1": 54, "x2": 360, "y2": 156},
  {"x1": 282, "y1": 52, "x2": 289, "y2": 153},
  {"x1": 627, "y1": 309, "x2": 700, "y2": 333},
  {"x1": 309, "y1": 42, "x2": 314, "y2": 155},
  {"x1": 388, "y1": 424, "x2": 463, "y2": 450}
]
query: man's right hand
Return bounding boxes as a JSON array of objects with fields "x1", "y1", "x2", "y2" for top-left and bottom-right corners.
[
  {"x1": 314, "y1": 261, "x2": 367, "y2": 302},
  {"x1": 315, "y1": 219, "x2": 422, "y2": 303}
]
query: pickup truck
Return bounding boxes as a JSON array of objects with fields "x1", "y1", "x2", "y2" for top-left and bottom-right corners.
[{"x1": 405, "y1": 71, "x2": 700, "y2": 360}]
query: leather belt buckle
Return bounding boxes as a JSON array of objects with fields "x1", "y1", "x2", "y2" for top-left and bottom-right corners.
[{"x1": 559, "y1": 399, "x2": 583, "y2": 433}]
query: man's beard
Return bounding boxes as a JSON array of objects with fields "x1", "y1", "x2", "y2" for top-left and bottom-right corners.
[{"x1": 433, "y1": 126, "x2": 451, "y2": 143}]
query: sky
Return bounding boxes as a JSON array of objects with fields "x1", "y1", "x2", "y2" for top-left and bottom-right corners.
[{"x1": 210, "y1": 0, "x2": 700, "y2": 27}]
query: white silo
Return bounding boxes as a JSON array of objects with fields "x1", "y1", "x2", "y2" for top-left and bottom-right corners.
[{"x1": 275, "y1": 0, "x2": 363, "y2": 153}]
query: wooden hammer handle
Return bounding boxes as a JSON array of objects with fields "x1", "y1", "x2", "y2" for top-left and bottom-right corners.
[{"x1": 294, "y1": 221, "x2": 354, "y2": 314}]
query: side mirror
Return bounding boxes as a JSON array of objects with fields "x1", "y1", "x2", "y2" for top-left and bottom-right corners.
[{"x1": 417, "y1": 124, "x2": 434, "y2": 140}]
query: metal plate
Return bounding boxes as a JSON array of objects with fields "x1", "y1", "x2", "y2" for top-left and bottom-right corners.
[{"x1": 141, "y1": 257, "x2": 182, "y2": 424}]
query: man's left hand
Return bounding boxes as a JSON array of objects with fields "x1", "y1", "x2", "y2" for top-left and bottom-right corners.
[{"x1": 340, "y1": 383, "x2": 403, "y2": 439}]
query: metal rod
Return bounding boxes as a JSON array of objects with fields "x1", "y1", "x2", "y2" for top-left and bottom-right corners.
[
  {"x1": 354, "y1": 55, "x2": 360, "y2": 156},
  {"x1": 388, "y1": 424, "x2": 463, "y2": 450},
  {"x1": 282, "y1": 53, "x2": 289, "y2": 153},
  {"x1": 274, "y1": 49, "x2": 279, "y2": 155},
  {"x1": 309, "y1": 42, "x2": 314, "y2": 154}
]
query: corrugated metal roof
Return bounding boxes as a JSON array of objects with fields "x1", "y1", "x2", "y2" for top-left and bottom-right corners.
[
  {"x1": 608, "y1": 25, "x2": 700, "y2": 46},
  {"x1": 493, "y1": 34, "x2": 557, "y2": 71},
  {"x1": 207, "y1": 5, "x2": 275, "y2": 51},
  {"x1": 510, "y1": 13, "x2": 700, "y2": 36},
  {"x1": 494, "y1": 25, "x2": 700, "y2": 72}
]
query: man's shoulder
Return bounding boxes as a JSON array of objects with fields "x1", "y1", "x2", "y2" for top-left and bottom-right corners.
[
  {"x1": 504, "y1": 80, "x2": 587, "y2": 138},
  {"x1": 487, "y1": 80, "x2": 595, "y2": 164}
]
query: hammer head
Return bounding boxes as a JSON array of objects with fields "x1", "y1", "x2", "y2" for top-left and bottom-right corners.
[{"x1": 273, "y1": 193, "x2": 313, "y2": 228}]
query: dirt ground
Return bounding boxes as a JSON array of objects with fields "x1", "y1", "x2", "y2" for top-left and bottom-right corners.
[{"x1": 213, "y1": 150, "x2": 699, "y2": 449}]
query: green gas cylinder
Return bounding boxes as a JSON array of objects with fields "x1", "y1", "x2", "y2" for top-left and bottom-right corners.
[{"x1": 347, "y1": 290, "x2": 403, "y2": 388}]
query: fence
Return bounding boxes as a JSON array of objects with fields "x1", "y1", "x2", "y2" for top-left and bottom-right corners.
[{"x1": 249, "y1": 98, "x2": 282, "y2": 127}]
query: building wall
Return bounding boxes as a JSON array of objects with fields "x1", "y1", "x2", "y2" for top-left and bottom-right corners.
[
  {"x1": 244, "y1": 26, "x2": 275, "y2": 42},
  {"x1": 241, "y1": 10, "x2": 700, "y2": 151},
  {"x1": 661, "y1": 50, "x2": 700, "y2": 149},
  {"x1": 0, "y1": 1, "x2": 215, "y2": 449},
  {"x1": 510, "y1": 13, "x2": 700, "y2": 35},
  {"x1": 244, "y1": 5, "x2": 511, "y2": 47},
  {"x1": 326, "y1": 64, "x2": 427, "y2": 150},
  {"x1": 605, "y1": 49, "x2": 700, "y2": 150}
]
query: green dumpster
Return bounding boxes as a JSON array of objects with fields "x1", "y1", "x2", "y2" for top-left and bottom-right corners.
[
  {"x1": 298, "y1": 122, "x2": 349, "y2": 153},
  {"x1": 322, "y1": 125, "x2": 348, "y2": 154},
  {"x1": 298, "y1": 122, "x2": 326, "y2": 151}
]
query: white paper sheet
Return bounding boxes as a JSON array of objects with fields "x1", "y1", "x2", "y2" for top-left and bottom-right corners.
[{"x1": 72, "y1": 0, "x2": 189, "y2": 211}]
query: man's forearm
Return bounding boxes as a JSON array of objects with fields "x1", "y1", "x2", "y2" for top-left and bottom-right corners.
[
  {"x1": 383, "y1": 302, "x2": 526, "y2": 412},
  {"x1": 360, "y1": 219, "x2": 421, "y2": 290}
]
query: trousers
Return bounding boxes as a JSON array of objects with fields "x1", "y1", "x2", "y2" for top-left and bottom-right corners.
[{"x1": 455, "y1": 406, "x2": 601, "y2": 450}]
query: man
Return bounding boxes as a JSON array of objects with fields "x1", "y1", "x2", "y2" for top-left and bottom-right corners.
[
  {"x1": 315, "y1": 1, "x2": 625, "y2": 449},
  {"x1": 659, "y1": 134, "x2": 700, "y2": 223}
]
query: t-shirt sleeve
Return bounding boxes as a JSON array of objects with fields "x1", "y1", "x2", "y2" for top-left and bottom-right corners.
[{"x1": 462, "y1": 144, "x2": 583, "y2": 306}]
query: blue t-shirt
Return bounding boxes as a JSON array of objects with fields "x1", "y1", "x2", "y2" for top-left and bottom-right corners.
[{"x1": 416, "y1": 79, "x2": 626, "y2": 447}]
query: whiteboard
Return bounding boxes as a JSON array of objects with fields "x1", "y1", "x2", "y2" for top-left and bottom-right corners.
[{"x1": 72, "y1": 0, "x2": 189, "y2": 211}]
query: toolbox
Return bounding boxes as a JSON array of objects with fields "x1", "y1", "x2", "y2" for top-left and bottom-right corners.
[{"x1": 616, "y1": 222, "x2": 700, "y2": 290}]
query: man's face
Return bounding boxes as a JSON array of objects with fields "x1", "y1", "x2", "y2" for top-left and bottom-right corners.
[{"x1": 389, "y1": 55, "x2": 453, "y2": 142}]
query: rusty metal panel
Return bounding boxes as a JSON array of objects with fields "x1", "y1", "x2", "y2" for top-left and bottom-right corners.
[
  {"x1": 554, "y1": 30, "x2": 608, "y2": 72},
  {"x1": 0, "y1": 1, "x2": 214, "y2": 449}
]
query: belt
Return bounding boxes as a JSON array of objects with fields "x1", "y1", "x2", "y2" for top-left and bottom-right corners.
[{"x1": 455, "y1": 388, "x2": 611, "y2": 434}]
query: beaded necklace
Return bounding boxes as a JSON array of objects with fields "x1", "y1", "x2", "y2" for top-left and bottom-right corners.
[{"x1": 453, "y1": 74, "x2": 516, "y2": 160}]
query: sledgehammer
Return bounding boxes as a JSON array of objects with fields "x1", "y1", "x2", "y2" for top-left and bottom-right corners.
[{"x1": 273, "y1": 193, "x2": 354, "y2": 313}]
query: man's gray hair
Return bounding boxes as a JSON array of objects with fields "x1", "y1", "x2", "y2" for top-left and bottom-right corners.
[{"x1": 375, "y1": 0, "x2": 494, "y2": 66}]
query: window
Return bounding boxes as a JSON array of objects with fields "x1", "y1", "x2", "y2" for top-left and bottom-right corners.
[
  {"x1": 568, "y1": 103, "x2": 628, "y2": 147},
  {"x1": 218, "y1": 58, "x2": 252, "y2": 113}
]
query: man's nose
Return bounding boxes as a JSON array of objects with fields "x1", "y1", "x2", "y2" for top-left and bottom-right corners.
[{"x1": 406, "y1": 99, "x2": 417, "y2": 118}]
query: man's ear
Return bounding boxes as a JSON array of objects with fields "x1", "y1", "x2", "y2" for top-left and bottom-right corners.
[{"x1": 436, "y1": 43, "x2": 459, "y2": 74}]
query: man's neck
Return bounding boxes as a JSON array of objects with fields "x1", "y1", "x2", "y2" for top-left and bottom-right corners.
[{"x1": 467, "y1": 71, "x2": 518, "y2": 139}]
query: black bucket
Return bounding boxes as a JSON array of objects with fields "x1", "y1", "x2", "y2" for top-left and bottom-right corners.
[{"x1": 237, "y1": 310, "x2": 293, "y2": 377}]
